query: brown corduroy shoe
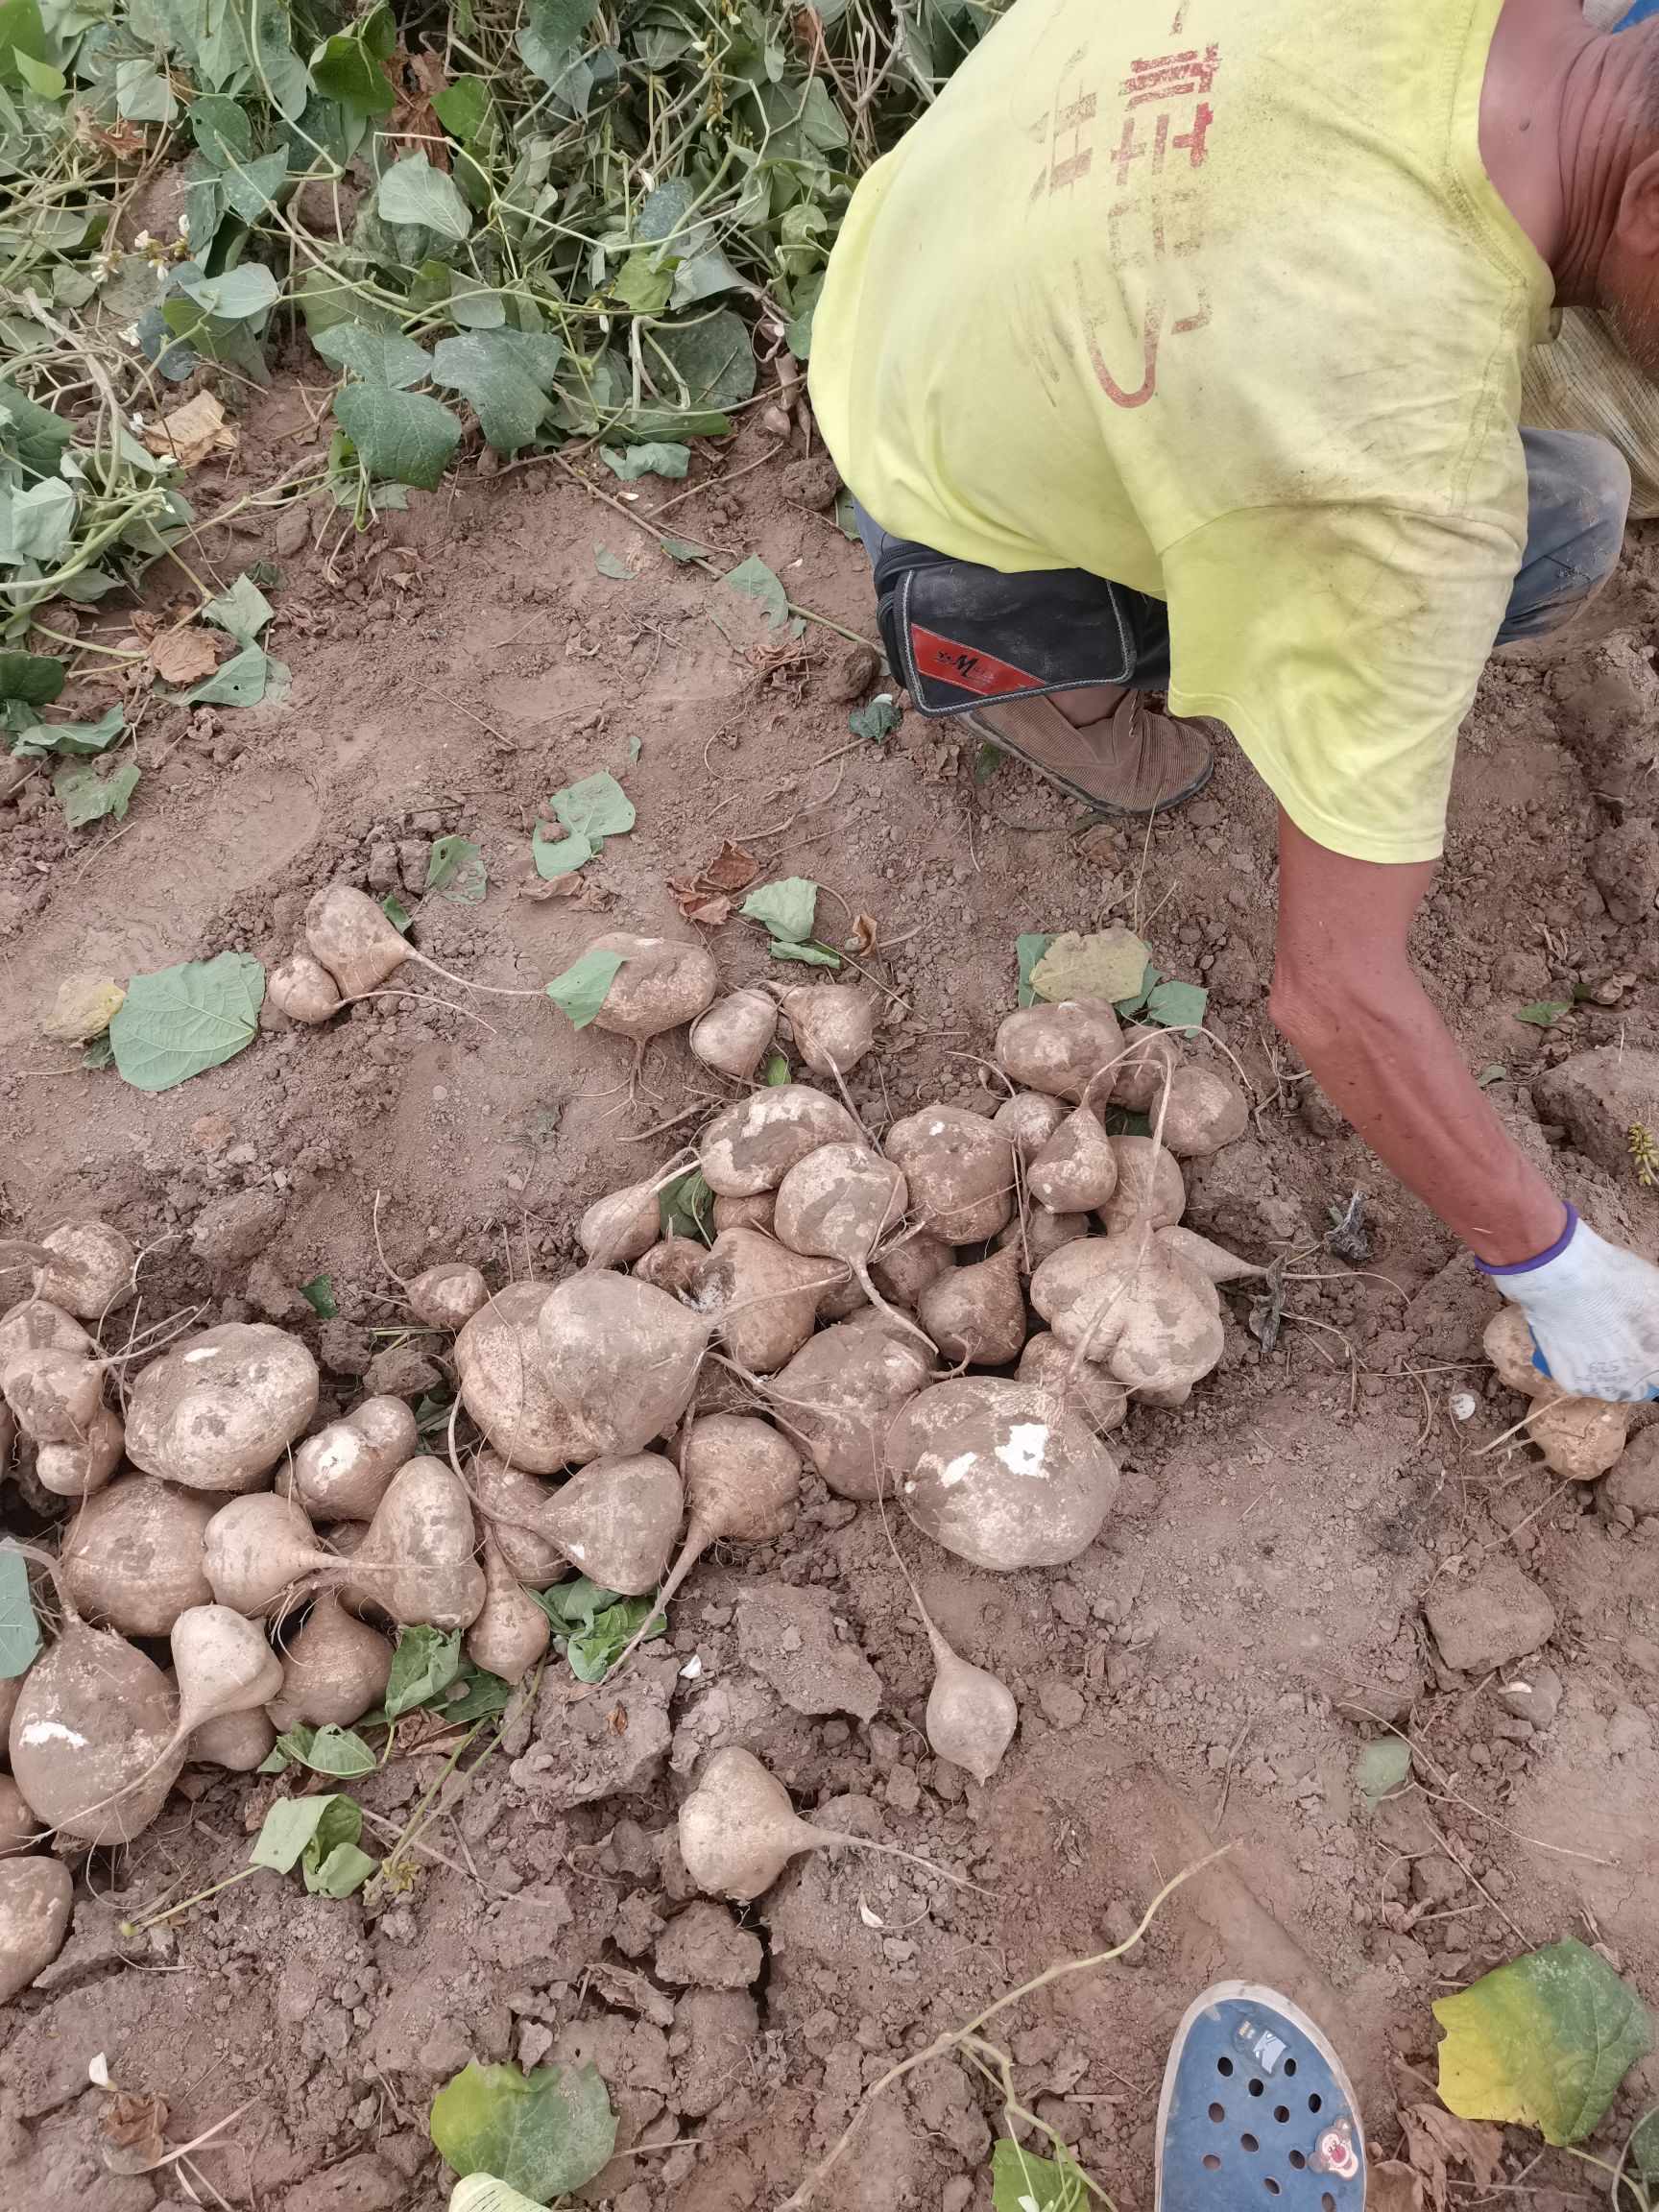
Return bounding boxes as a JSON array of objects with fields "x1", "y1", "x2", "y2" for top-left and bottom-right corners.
[{"x1": 959, "y1": 691, "x2": 1219, "y2": 815}]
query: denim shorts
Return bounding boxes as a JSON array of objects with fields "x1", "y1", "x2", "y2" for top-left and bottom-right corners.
[{"x1": 854, "y1": 427, "x2": 1630, "y2": 716}]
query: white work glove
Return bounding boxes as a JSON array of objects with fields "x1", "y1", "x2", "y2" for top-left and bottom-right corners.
[{"x1": 1479, "y1": 1209, "x2": 1659, "y2": 1401}]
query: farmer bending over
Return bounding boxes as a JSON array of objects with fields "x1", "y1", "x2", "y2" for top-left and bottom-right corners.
[{"x1": 809, "y1": 0, "x2": 1659, "y2": 1401}]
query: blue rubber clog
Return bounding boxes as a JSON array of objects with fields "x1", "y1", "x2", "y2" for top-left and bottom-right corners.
[{"x1": 1156, "y1": 1982, "x2": 1365, "y2": 2212}]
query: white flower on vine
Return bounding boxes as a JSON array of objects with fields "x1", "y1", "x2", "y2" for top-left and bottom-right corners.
[
  {"x1": 118, "y1": 324, "x2": 140, "y2": 345},
  {"x1": 177, "y1": 212, "x2": 190, "y2": 239},
  {"x1": 89, "y1": 248, "x2": 122, "y2": 280},
  {"x1": 129, "y1": 412, "x2": 146, "y2": 431}
]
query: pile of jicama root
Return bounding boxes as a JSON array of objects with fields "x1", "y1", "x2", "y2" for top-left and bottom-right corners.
[{"x1": 0, "y1": 926, "x2": 1279, "y2": 1994}]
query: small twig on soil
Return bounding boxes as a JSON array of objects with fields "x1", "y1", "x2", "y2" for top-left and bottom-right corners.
[{"x1": 646, "y1": 444, "x2": 783, "y2": 517}]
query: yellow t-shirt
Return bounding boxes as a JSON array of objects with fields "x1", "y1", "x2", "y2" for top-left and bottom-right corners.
[{"x1": 807, "y1": 0, "x2": 1553, "y2": 863}]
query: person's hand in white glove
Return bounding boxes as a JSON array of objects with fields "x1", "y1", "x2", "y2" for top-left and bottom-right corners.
[{"x1": 1478, "y1": 1208, "x2": 1659, "y2": 1402}]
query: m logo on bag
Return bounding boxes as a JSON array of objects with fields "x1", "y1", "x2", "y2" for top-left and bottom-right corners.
[{"x1": 909, "y1": 624, "x2": 1044, "y2": 698}]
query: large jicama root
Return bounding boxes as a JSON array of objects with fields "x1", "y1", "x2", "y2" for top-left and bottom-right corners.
[
  {"x1": 585, "y1": 932, "x2": 719, "y2": 1039},
  {"x1": 3, "y1": 1347, "x2": 103, "y2": 1444},
  {"x1": 887, "y1": 1378, "x2": 1119, "y2": 1570},
  {"x1": 1017, "y1": 1332, "x2": 1129, "y2": 1434},
  {"x1": 781, "y1": 984, "x2": 878, "y2": 1076},
  {"x1": 0, "y1": 1775, "x2": 42, "y2": 1857},
  {"x1": 1482, "y1": 1307, "x2": 1629, "y2": 1478},
  {"x1": 61, "y1": 1478, "x2": 217, "y2": 1636},
  {"x1": 679, "y1": 1746, "x2": 961, "y2": 1903},
  {"x1": 634, "y1": 1236, "x2": 709, "y2": 1302},
  {"x1": 537, "y1": 1274, "x2": 709, "y2": 1457},
  {"x1": 406, "y1": 1262, "x2": 489, "y2": 1331},
  {"x1": 285, "y1": 1396, "x2": 420, "y2": 1521},
  {"x1": 10, "y1": 1619, "x2": 181, "y2": 1843},
  {"x1": 884, "y1": 1106, "x2": 1015, "y2": 1244},
  {"x1": 165, "y1": 1605, "x2": 284, "y2": 1760},
  {"x1": 698, "y1": 1228, "x2": 847, "y2": 1374},
  {"x1": 995, "y1": 998, "x2": 1122, "y2": 1103},
  {"x1": 205, "y1": 1492, "x2": 335, "y2": 1619},
  {"x1": 32, "y1": 1220, "x2": 135, "y2": 1319},
  {"x1": 126, "y1": 1323, "x2": 320, "y2": 1491},
  {"x1": 699, "y1": 1086, "x2": 858, "y2": 1197},
  {"x1": 918, "y1": 1243, "x2": 1026, "y2": 1367},
  {"x1": 36, "y1": 1404, "x2": 124, "y2": 1499},
  {"x1": 1031, "y1": 1234, "x2": 1224, "y2": 1397},
  {"x1": 267, "y1": 1592, "x2": 393, "y2": 1730},
  {"x1": 579, "y1": 1182, "x2": 662, "y2": 1268},
  {"x1": 455, "y1": 1282, "x2": 587, "y2": 1472},
  {"x1": 1159, "y1": 1066, "x2": 1249, "y2": 1156},
  {"x1": 608, "y1": 1415, "x2": 800, "y2": 1676},
  {"x1": 471, "y1": 1450, "x2": 565, "y2": 1582},
  {"x1": 1113, "y1": 1022, "x2": 1180, "y2": 1113},
  {"x1": 712, "y1": 1192, "x2": 776, "y2": 1235},
  {"x1": 769, "y1": 1316, "x2": 937, "y2": 1500},
  {"x1": 869, "y1": 1232, "x2": 952, "y2": 1308},
  {"x1": 358, "y1": 1458, "x2": 487, "y2": 1628},
  {"x1": 772, "y1": 1142, "x2": 915, "y2": 1332},
  {"x1": 268, "y1": 953, "x2": 342, "y2": 1025},
  {"x1": 465, "y1": 1535, "x2": 550, "y2": 1683},
  {"x1": 996, "y1": 1209, "x2": 1089, "y2": 1274},
  {"x1": 689, "y1": 990, "x2": 779, "y2": 1081},
  {"x1": 1098, "y1": 1136, "x2": 1185, "y2": 1235},
  {"x1": 190, "y1": 1708, "x2": 277, "y2": 1771},
  {"x1": 537, "y1": 1453, "x2": 684, "y2": 1593},
  {"x1": 1027, "y1": 1107, "x2": 1118, "y2": 1213},
  {"x1": 993, "y1": 1093, "x2": 1069, "y2": 1162},
  {"x1": 0, "y1": 1297, "x2": 93, "y2": 1373},
  {"x1": 305, "y1": 883, "x2": 542, "y2": 1003},
  {"x1": 0, "y1": 1859, "x2": 73, "y2": 2002}
]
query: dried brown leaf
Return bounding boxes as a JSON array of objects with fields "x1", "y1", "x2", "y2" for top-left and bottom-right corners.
[
  {"x1": 384, "y1": 46, "x2": 450, "y2": 167},
  {"x1": 148, "y1": 627, "x2": 221, "y2": 686},
  {"x1": 140, "y1": 390, "x2": 237, "y2": 469},
  {"x1": 702, "y1": 841, "x2": 758, "y2": 893},
  {"x1": 1401, "y1": 2103, "x2": 1505, "y2": 2212},
  {"x1": 845, "y1": 911, "x2": 878, "y2": 957},
  {"x1": 103, "y1": 2088, "x2": 169, "y2": 2175},
  {"x1": 1369, "y1": 2160, "x2": 1426, "y2": 2212}
]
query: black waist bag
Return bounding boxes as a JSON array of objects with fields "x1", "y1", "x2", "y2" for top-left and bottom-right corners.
[{"x1": 872, "y1": 541, "x2": 1139, "y2": 718}]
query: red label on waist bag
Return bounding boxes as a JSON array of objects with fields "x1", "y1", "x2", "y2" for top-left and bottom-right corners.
[{"x1": 909, "y1": 624, "x2": 1043, "y2": 698}]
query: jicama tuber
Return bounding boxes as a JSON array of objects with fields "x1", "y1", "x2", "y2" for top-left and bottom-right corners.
[
  {"x1": 471, "y1": 1448, "x2": 566, "y2": 1583},
  {"x1": 607, "y1": 1416, "x2": 800, "y2": 1675},
  {"x1": 190, "y1": 1708, "x2": 277, "y2": 1771},
  {"x1": 698, "y1": 1228, "x2": 847, "y2": 1373},
  {"x1": 1113, "y1": 1022, "x2": 1180, "y2": 1113},
  {"x1": 888, "y1": 1377, "x2": 1119, "y2": 1570},
  {"x1": 0, "y1": 1776, "x2": 40, "y2": 1858},
  {"x1": 125, "y1": 1322, "x2": 320, "y2": 1491},
  {"x1": 3, "y1": 1347, "x2": 102, "y2": 1444},
  {"x1": 996, "y1": 1208, "x2": 1089, "y2": 1273},
  {"x1": 633, "y1": 1236, "x2": 709, "y2": 1302},
  {"x1": 1098, "y1": 1136, "x2": 1186, "y2": 1236},
  {"x1": 918, "y1": 1243, "x2": 1026, "y2": 1367},
  {"x1": 537, "y1": 1273, "x2": 709, "y2": 1456},
  {"x1": 286, "y1": 1396, "x2": 420, "y2": 1521},
  {"x1": 920, "y1": 1612, "x2": 1017, "y2": 1785},
  {"x1": 406, "y1": 1262, "x2": 489, "y2": 1330},
  {"x1": 1030, "y1": 1234, "x2": 1223, "y2": 1397},
  {"x1": 32, "y1": 1219, "x2": 135, "y2": 1319},
  {"x1": 0, "y1": 1296, "x2": 93, "y2": 1373},
  {"x1": 10, "y1": 1619, "x2": 181, "y2": 1843},
  {"x1": 168, "y1": 1604, "x2": 284, "y2": 1750},
  {"x1": 993, "y1": 1092, "x2": 1069, "y2": 1162},
  {"x1": 36, "y1": 1403, "x2": 123, "y2": 1498},
  {"x1": 994, "y1": 997, "x2": 1122, "y2": 1104},
  {"x1": 204, "y1": 1492, "x2": 332, "y2": 1619},
  {"x1": 781, "y1": 983, "x2": 878, "y2": 1076},
  {"x1": 1159, "y1": 1065, "x2": 1249, "y2": 1156},
  {"x1": 1027, "y1": 1106, "x2": 1118, "y2": 1213},
  {"x1": 584, "y1": 931, "x2": 718, "y2": 1039},
  {"x1": 1017, "y1": 1331, "x2": 1129, "y2": 1434},
  {"x1": 869, "y1": 1231, "x2": 953, "y2": 1308},
  {"x1": 537, "y1": 1452, "x2": 685, "y2": 1593},
  {"x1": 455, "y1": 1282, "x2": 586, "y2": 1473},
  {"x1": 699, "y1": 1085, "x2": 858, "y2": 1197},
  {"x1": 769, "y1": 1315, "x2": 937, "y2": 1500},
  {"x1": 305, "y1": 884, "x2": 544, "y2": 1002},
  {"x1": 711, "y1": 1191, "x2": 776, "y2": 1235},
  {"x1": 61, "y1": 1477, "x2": 217, "y2": 1636},
  {"x1": 358, "y1": 1457, "x2": 487, "y2": 1629},
  {"x1": 579, "y1": 1181, "x2": 661, "y2": 1268},
  {"x1": 1159, "y1": 1225, "x2": 1263, "y2": 1286},
  {"x1": 678, "y1": 1746, "x2": 959, "y2": 1903},
  {"x1": 465, "y1": 1535, "x2": 550, "y2": 1683},
  {"x1": 1481, "y1": 1308, "x2": 1628, "y2": 1478},
  {"x1": 884, "y1": 1106, "x2": 1015, "y2": 1244},
  {"x1": 689, "y1": 989, "x2": 779, "y2": 1081},
  {"x1": 772, "y1": 1142, "x2": 911, "y2": 1328},
  {"x1": 268, "y1": 952, "x2": 341, "y2": 1024},
  {"x1": 0, "y1": 1859, "x2": 72, "y2": 2002},
  {"x1": 266, "y1": 1591, "x2": 393, "y2": 1730}
]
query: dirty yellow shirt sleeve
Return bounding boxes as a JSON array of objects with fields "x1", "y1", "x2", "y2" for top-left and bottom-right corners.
[{"x1": 808, "y1": 0, "x2": 1554, "y2": 865}]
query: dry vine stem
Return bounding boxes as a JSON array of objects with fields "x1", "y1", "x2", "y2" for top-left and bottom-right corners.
[{"x1": 776, "y1": 1843, "x2": 1231, "y2": 2210}]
